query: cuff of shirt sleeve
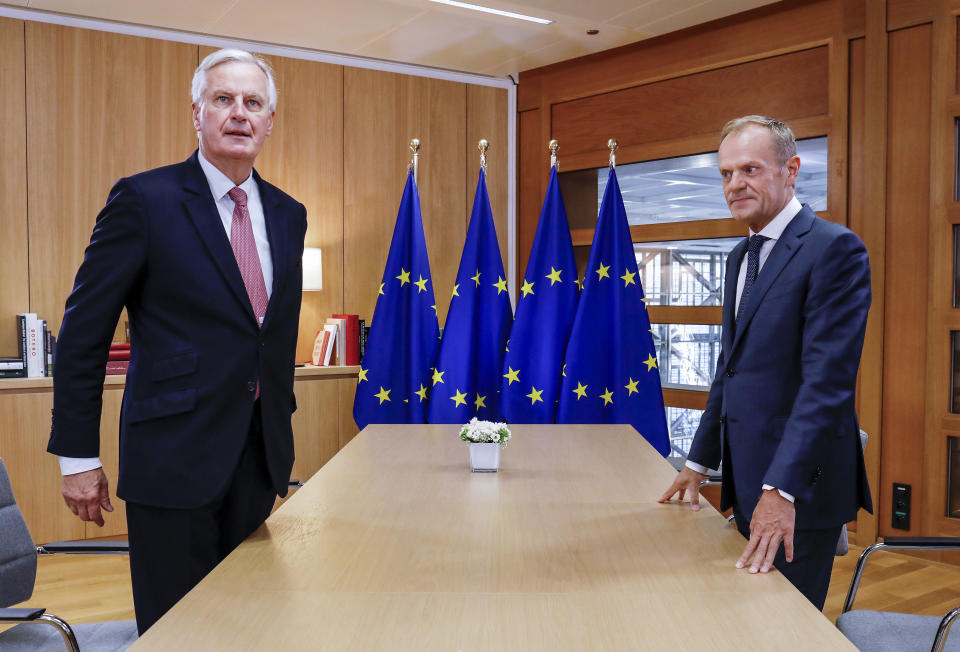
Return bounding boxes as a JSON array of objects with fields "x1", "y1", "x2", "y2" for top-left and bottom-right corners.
[
  {"x1": 685, "y1": 460, "x2": 709, "y2": 475},
  {"x1": 59, "y1": 456, "x2": 103, "y2": 476},
  {"x1": 762, "y1": 484, "x2": 795, "y2": 503}
]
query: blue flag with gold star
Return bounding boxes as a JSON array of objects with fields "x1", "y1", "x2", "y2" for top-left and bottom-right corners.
[
  {"x1": 427, "y1": 169, "x2": 512, "y2": 423},
  {"x1": 557, "y1": 166, "x2": 670, "y2": 456},
  {"x1": 353, "y1": 170, "x2": 439, "y2": 429},
  {"x1": 501, "y1": 166, "x2": 578, "y2": 423}
]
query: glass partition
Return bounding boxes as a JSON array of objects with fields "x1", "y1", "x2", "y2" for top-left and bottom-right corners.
[
  {"x1": 651, "y1": 323, "x2": 722, "y2": 390},
  {"x1": 634, "y1": 238, "x2": 740, "y2": 306}
]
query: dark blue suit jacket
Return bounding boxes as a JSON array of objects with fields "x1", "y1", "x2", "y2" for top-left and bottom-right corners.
[
  {"x1": 48, "y1": 152, "x2": 307, "y2": 509},
  {"x1": 687, "y1": 205, "x2": 873, "y2": 530}
]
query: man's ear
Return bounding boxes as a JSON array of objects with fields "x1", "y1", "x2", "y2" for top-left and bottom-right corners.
[
  {"x1": 784, "y1": 154, "x2": 800, "y2": 186},
  {"x1": 192, "y1": 102, "x2": 201, "y2": 131}
]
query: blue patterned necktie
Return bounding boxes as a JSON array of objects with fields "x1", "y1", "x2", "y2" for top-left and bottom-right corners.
[{"x1": 738, "y1": 234, "x2": 769, "y2": 317}]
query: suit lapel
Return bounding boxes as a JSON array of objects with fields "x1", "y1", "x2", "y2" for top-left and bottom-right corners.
[
  {"x1": 256, "y1": 171, "x2": 288, "y2": 333},
  {"x1": 729, "y1": 207, "x2": 815, "y2": 355},
  {"x1": 180, "y1": 153, "x2": 259, "y2": 326},
  {"x1": 722, "y1": 237, "x2": 747, "y2": 353}
]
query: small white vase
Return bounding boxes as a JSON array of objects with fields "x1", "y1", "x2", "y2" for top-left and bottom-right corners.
[{"x1": 469, "y1": 442, "x2": 500, "y2": 472}]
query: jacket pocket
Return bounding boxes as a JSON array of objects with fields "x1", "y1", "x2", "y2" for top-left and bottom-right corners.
[
  {"x1": 126, "y1": 388, "x2": 197, "y2": 423},
  {"x1": 151, "y1": 351, "x2": 197, "y2": 381}
]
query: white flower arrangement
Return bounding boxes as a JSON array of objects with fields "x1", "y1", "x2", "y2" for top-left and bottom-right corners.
[{"x1": 459, "y1": 417, "x2": 511, "y2": 447}]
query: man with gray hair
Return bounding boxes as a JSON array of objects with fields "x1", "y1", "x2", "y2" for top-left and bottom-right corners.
[
  {"x1": 659, "y1": 115, "x2": 872, "y2": 609},
  {"x1": 48, "y1": 48, "x2": 306, "y2": 633}
]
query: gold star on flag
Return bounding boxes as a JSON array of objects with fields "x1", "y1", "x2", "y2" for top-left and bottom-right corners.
[
  {"x1": 378, "y1": 283, "x2": 385, "y2": 295},
  {"x1": 562, "y1": 363, "x2": 566, "y2": 377},
  {"x1": 575, "y1": 277, "x2": 583, "y2": 290},
  {"x1": 414, "y1": 275, "x2": 429, "y2": 293},
  {"x1": 624, "y1": 378, "x2": 639, "y2": 396},
  {"x1": 505, "y1": 339, "x2": 510, "y2": 353},
  {"x1": 374, "y1": 386, "x2": 391, "y2": 404},
  {"x1": 471, "y1": 269, "x2": 482, "y2": 286},
  {"x1": 412, "y1": 384, "x2": 427, "y2": 402},
  {"x1": 573, "y1": 382, "x2": 588, "y2": 400},
  {"x1": 599, "y1": 388, "x2": 614, "y2": 405},
  {"x1": 396, "y1": 268, "x2": 410, "y2": 286},
  {"x1": 621, "y1": 269, "x2": 636, "y2": 287},
  {"x1": 526, "y1": 386, "x2": 544, "y2": 405},
  {"x1": 546, "y1": 267, "x2": 562, "y2": 285},
  {"x1": 451, "y1": 389, "x2": 468, "y2": 407},
  {"x1": 431, "y1": 304, "x2": 438, "y2": 313},
  {"x1": 493, "y1": 276, "x2": 508, "y2": 295},
  {"x1": 643, "y1": 354, "x2": 658, "y2": 371},
  {"x1": 474, "y1": 393, "x2": 487, "y2": 409},
  {"x1": 432, "y1": 369, "x2": 445, "y2": 385},
  {"x1": 503, "y1": 366, "x2": 520, "y2": 385},
  {"x1": 358, "y1": 368, "x2": 368, "y2": 382},
  {"x1": 452, "y1": 283, "x2": 460, "y2": 297},
  {"x1": 596, "y1": 262, "x2": 610, "y2": 281},
  {"x1": 520, "y1": 280, "x2": 535, "y2": 298}
]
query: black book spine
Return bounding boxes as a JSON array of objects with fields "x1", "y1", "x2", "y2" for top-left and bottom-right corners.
[
  {"x1": 0, "y1": 368, "x2": 27, "y2": 378},
  {"x1": 17, "y1": 314, "x2": 27, "y2": 369},
  {"x1": 358, "y1": 318, "x2": 366, "y2": 363}
]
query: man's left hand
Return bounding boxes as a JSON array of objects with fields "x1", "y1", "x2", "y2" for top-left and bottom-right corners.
[{"x1": 736, "y1": 489, "x2": 795, "y2": 573}]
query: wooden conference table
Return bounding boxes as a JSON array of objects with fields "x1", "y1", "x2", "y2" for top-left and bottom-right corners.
[{"x1": 132, "y1": 425, "x2": 854, "y2": 650}]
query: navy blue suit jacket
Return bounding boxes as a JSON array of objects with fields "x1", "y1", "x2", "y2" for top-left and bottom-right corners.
[
  {"x1": 687, "y1": 205, "x2": 873, "y2": 530},
  {"x1": 48, "y1": 152, "x2": 307, "y2": 509}
]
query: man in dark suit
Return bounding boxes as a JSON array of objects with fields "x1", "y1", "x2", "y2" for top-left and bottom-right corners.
[
  {"x1": 47, "y1": 49, "x2": 307, "y2": 633},
  {"x1": 658, "y1": 115, "x2": 872, "y2": 609}
]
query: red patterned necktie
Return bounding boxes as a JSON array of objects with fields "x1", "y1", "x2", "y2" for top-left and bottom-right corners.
[{"x1": 228, "y1": 186, "x2": 268, "y2": 398}]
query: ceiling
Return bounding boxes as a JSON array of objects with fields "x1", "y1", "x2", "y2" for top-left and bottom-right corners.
[{"x1": 6, "y1": 0, "x2": 779, "y2": 77}]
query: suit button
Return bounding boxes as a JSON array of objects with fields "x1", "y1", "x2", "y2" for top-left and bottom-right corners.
[
  {"x1": 247, "y1": 381, "x2": 256, "y2": 392},
  {"x1": 719, "y1": 416, "x2": 727, "y2": 425},
  {"x1": 726, "y1": 369, "x2": 736, "y2": 377}
]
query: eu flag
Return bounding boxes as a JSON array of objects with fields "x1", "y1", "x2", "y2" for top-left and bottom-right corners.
[
  {"x1": 557, "y1": 166, "x2": 670, "y2": 456},
  {"x1": 501, "y1": 165, "x2": 578, "y2": 423},
  {"x1": 427, "y1": 169, "x2": 512, "y2": 423},
  {"x1": 354, "y1": 170, "x2": 439, "y2": 429}
]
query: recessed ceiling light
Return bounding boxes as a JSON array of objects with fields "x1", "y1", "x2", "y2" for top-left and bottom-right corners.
[{"x1": 428, "y1": 0, "x2": 553, "y2": 25}]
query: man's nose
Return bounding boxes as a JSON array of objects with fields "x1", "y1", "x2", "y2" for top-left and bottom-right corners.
[{"x1": 229, "y1": 100, "x2": 248, "y2": 121}]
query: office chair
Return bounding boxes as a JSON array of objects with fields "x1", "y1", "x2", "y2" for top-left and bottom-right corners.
[
  {"x1": 836, "y1": 537, "x2": 960, "y2": 651},
  {"x1": 0, "y1": 458, "x2": 138, "y2": 652}
]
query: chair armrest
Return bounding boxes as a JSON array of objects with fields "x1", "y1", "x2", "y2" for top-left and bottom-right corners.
[
  {"x1": 880, "y1": 537, "x2": 960, "y2": 550},
  {"x1": 843, "y1": 537, "x2": 960, "y2": 614},
  {"x1": 37, "y1": 541, "x2": 129, "y2": 555},
  {"x1": 0, "y1": 607, "x2": 45, "y2": 622}
]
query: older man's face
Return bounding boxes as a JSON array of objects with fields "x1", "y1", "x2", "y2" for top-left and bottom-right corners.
[
  {"x1": 717, "y1": 124, "x2": 799, "y2": 233},
  {"x1": 192, "y1": 61, "x2": 273, "y2": 172}
]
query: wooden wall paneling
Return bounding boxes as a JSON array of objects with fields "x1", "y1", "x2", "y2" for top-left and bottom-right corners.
[
  {"x1": 84, "y1": 386, "x2": 126, "y2": 539},
  {"x1": 550, "y1": 47, "x2": 831, "y2": 160},
  {"x1": 887, "y1": 0, "x2": 938, "y2": 30},
  {"x1": 342, "y1": 68, "x2": 466, "y2": 330},
  {"x1": 517, "y1": 109, "x2": 543, "y2": 288},
  {"x1": 290, "y1": 377, "x2": 341, "y2": 483},
  {"x1": 518, "y1": 0, "x2": 844, "y2": 108},
  {"x1": 0, "y1": 389, "x2": 84, "y2": 544},
  {"x1": 828, "y1": 37, "x2": 850, "y2": 226},
  {"x1": 850, "y1": 0, "x2": 887, "y2": 547},
  {"x1": 466, "y1": 85, "x2": 509, "y2": 283},
  {"x1": 923, "y1": 7, "x2": 960, "y2": 537},
  {"x1": 0, "y1": 18, "x2": 28, "y2": 358},
  {"x1": 25, "y1": 24, "x2": 197, "y2": 340},
  {"x1": 880, "y1": 24, "x2": 932, "y2": 537},
  {"x1": 249, "y1": 54, "x2": 344, "y2": 364}
]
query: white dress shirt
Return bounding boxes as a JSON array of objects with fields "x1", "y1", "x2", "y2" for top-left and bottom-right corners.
[
  {"x1": 59, "y1": 151, "x2": 273, "y2": 476},
  {"x1": 685, "y1": 195, "x2": 804, "y2": 503}
]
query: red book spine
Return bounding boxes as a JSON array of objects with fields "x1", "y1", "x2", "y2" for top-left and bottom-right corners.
[
  {"x1": 105, "y1": 360, "x2": 129, "y2": 375},
  {"x1": 332, "y1": 314, "x2": 359, "y2": 365},
  {"x1": 108, "y1": 350, "x2": 131, "y2": 361}
]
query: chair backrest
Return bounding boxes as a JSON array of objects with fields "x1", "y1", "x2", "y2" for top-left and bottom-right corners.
[{"x1": 0, "y1": 457, "x2": 38, "y2": 607}]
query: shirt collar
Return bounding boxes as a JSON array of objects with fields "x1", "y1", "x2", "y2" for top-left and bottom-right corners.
[
  {"x1": 750, "y1": 195, "x2": 803, "y2": 241},
  {"x1": 197, "y1": 149, "x2": 256, "y2": 202}
]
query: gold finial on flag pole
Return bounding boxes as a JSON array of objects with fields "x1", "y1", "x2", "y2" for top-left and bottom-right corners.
[
  {"x1": 549, "y1": 139, "x2": 559, "y2": 171},
  {"x1": 608, "y1": 138, "x2": 618, "y2": 168},
  {"x1": 478, "y1": 139, "x2": 489, "y2": 173},
  {"x1": 410, "y1": 138, "x2": 421, "y2": 184}
]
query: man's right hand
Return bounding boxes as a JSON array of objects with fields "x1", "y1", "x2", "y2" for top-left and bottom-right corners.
[
  {"x1": 657, "y1": 466, "x2": 708, "y2": 511},
  {"x1": 61, "y1": 467, "x2": 114, "y2": 526}
]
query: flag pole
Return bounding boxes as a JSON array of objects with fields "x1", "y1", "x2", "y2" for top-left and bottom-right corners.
[
  {"x1": 549, "y1": 139, "x2": 559, "y2": 171},
  {"x1": 410, "y1": 138, "x2": 421, "y2": 184},
  {"x1": 478, "y1": 139, "x2": 489, "y2": 174},
  {"x1": 608, "y1": 138, "x2": 618, "y2": 168}
]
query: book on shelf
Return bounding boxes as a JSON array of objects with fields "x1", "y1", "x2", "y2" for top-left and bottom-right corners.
[
  {"x1": 311, "y1": 329, "x2": 329, "y2": 366},
  {"x1": 358, "y1": 318, "x2": 367, "y2": 362},
  {"x1": 0, "y1": 368, "x2": 26, "y2": 378},
  {"x1": 105, "y1": 360, "x2": 129, "y2": 375},
  {"x1": 17, "y1": 313, "x2": 45, "y2": 378},
  {"x1": 47, "y1": 332, "x2": 55, "y2": 377},
  {"x1": 0, "y1": 357, "x2": 24, "y2": 370},
  {"x1": 321, "y1": 324, "x2": 338, "y2": 366},
  {"x1": 324, "y1": 317, "x2": 346, "y2": 365},
  {"x1": 331, "y1": 314, "x2": 360, "y2": 365}
]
